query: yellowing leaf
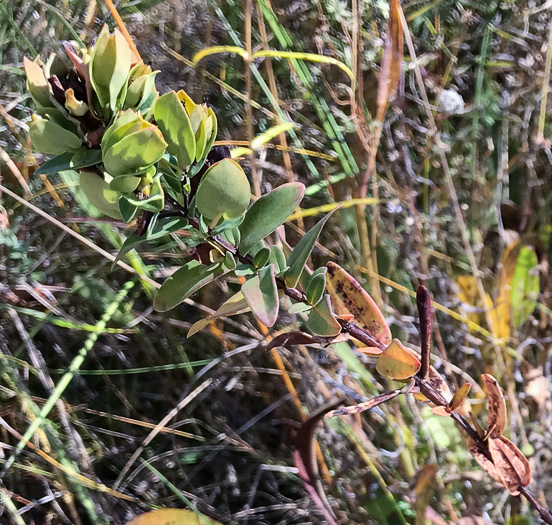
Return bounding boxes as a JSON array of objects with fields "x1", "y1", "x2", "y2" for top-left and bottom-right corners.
[
  {"x1": 448, "y1": 383, "x2": 472, "y2": 412},
  {"x1": 251, "y1": 122, "x2": 296, "y2": 150},
  {"x1": 126, "y1": 509, "x2": 222, "y2": 525},
  {"x1": 376, "y1": 339, "x2": 421, "y2": 380},
  {"x1": 326, "y1": 262, "x2": 391, "y2": 348}
]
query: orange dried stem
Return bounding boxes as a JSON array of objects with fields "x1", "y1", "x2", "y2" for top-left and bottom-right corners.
[{"x1": 103, "y1": 0, "x2": 141, "y2": 61}]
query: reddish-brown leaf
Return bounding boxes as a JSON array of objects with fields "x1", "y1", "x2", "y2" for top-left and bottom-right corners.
[
  {"x1": 488, "y1": 435, "x2": 531, "y2": 495},
  {"x1": 482, "y1": 374, "x2": 506, "y2": 437},
  {"x1": 267, "y1": 331, "x2": 318, "y2": 350}
]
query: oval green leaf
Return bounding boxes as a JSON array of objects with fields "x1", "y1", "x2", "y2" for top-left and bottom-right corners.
[
  {"x1": 510, "y1": 246, "x2": 539, "y2": 328},
  {"x1": 241, "y1": 264, "x2": 279, "y2": 327},
  {"x1": 79, "y1": 171, "x2": 122, "y2": 219},
  {"x1": 196, "y1": 159, "x2": 251, "y2": 220},
  {"x1": 239, "y1": 182, "x2": 305, "y2": 255},
  {"x1": 306, "y1": 294, "x2": 341, "y2": 337}
]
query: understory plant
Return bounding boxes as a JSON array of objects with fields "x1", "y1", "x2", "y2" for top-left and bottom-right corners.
[{"x1": 17, "y1": 24, "x2": 552, "y2": 525}]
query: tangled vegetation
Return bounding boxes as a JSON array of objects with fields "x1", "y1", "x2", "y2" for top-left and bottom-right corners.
[{"x1": 1, "y1": 0, "x2": 552, "y2": 524}]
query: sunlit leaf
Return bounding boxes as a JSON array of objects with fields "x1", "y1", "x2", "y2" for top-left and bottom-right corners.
[
  {"x1": 306, "y1": 294, "x2": 342, "y2": 337},
  {"x1": 126, "y1": 508, "x2": 222, "y2": 525},
  {"x1": 241, "y1": 264, "x2": 279, "y2": 327},
  {"x1": 376, "y1": 339, "x2": 421, "y2": 380},
  {"x1": 154, "y1": 90, "x2": 196, "y2": 168},
  {"x1": 196, "y1": 159, "x2": 251, "y2": 221},
  {"x1": 285, "y1": 209, "x2": 337, "y2": 288},
  {"x1": 510, "y1": 246, "x2": 539, "y2": 328},
  {"x1": 239, "y1": 183, "x2": 305, "y2": 255},
  {"x1": 326, "y1": 262, "x2": 391, "y2": 348},
  {"x1": 448, "y1": 383, "x2": 472, "y2": 412}
]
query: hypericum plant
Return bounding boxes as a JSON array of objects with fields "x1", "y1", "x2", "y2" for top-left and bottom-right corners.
[{"x1": 22, "y1": 27, "x2": 552, "y2": 525}]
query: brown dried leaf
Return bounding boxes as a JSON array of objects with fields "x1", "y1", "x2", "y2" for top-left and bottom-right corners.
[
  {"x1": 467, "y1": 436, "x2": 503, "y2": 485},
  {"x1": 325, "y1": 389, "x2": 401, "y2": 417},
  {"x1": 267, "y1": 331, "x2": 317, "y2": 350},
  {"x1": 482, "y1": 374, "x2": 506, "y2": 437},
  {"x1": 414, "y1": 364, "x2": 453, "y2": 405},
  {"x1": 488, "y1": 435, "x2": 531, "y2": 495}
]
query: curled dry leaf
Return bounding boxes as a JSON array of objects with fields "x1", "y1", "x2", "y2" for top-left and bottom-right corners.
[
  {"x1": 481, "y1": 374, "x2": 506, "y2": 437},
  {"x1": 488, "y1": 435, "x2": 531, "y2": 495},
  {"x1": 414, "y1": 363, "x2": 453, "y2": 405},
  {"x1": 467, "y1": 436, "x2": 503, "y2": 485},
  {"x1": 326, "y1": 262, "x2": 391, "y2": 349},
  {"x1": 376, "y1": 339, "x2": 421, "y2": 380},
  {"x1": 266, "y1": 331, "x2": 346, "y2": 350},
  {"x1": 325, "y1": 389, "x2": 401, "y2": 417}
]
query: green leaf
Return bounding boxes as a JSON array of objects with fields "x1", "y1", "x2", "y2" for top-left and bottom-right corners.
[
  {"x1": 196, "y1": 159, "x2": 251, "y2": 220},
  {"x1": 187, "y1": 291, "x2": 250, "y2": 337},
  {"x1": 29, "y1": 116, "x2": 82, "y2": 155},
  {"x1": 284, "y1": 208, "x2": 336, "y2": 288},
  {"x1": 241, "y1": 264, "x2": 279, "y2": 327},
  {"x1": 510, "y1": 246, "x2": 539, "y2": 328},
  {"x1": 306, "y1": 294, "x2": 341, "y2": 336},
  {"x1": 79, "y1": 171, "x2": 122, "y2": 219},
  {"x1": 147, "y1": 216, "x2": 188, "y2": 237},
  {"x1": 103, "y1": 125, "x2": 167, "y2": 176},
  {"x1": 239, "y1": 182, "x2": 305, "y2": 255},
  {"x1": 253, "y1": 247, "x2": 271, "y2": 268},
  {"x1": 154, "y1": 90, "x2": 196, "y2": 168},
  {"x1": 269, "y1": 246, "x2": 287, "y2": 274},
  {"x1": 153, "y1": 260, "x2": 224, "y2": 312},
  {"x1": 35, "y1": 149, "x2": 102, "y2": 176},
  {"x1": 118, "y1": 197, "x2": 138, "y2": 222},
  {"x1": 109, "y1": 174, "x2": 141, "y2": 193},
  {"x1": 306, "y1": 268, "x2": 327, "y2": 305}
]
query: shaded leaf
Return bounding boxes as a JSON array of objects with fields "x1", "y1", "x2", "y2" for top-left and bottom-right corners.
[
  {"x1": 305, "y1": 268, "x2": 327, "y2": 306},
  {"x1": 488, "y1": 435, "x2": 531, "y2": 495},
  {"x1": 154, "y1": 261, "x2": 224, "y2": 312},
  {"x1": 242, "y1": 264, "x2": 279, "y2": 327},
  {"x1": 481, "y1": 374, "x2": 506, "y2": 437},
  {"x1": 79, "y1": 171, "x2": 122, "y2": 219},
  {"x1": 285, "y1": 209, "x2": 337, "y2": 288},
  {"x1": 35, "y1": 149, "x2": 102, "y2": 176},
  {"x1": 294, "y1": 399, "x2": 343, "y2": 525},
  {"x1": 307, "y1": 294, "x2": 342, "y2": 337},
  {"x1": 267, "y1": 331, "x2": 318, "y2": 350},
  {"x1": 126, "y1": 508, "x2": 222, "y2": 525},
  {"x1": 325, "y1": 389, "x2": 401, "y2": 417},
  {"x1": 239, "y1": 183, "x2": 305, "y2": 255},
  {"x1": 188, "y1": 291, "x2": 250, "y2": 337},
  {"x1": 376, "y1": 339, "x2": 421, "y2": 380},
  {"x1": 326, "y1": 262, "x2": 391, "y2": 348},
  {"x1": 510, "y1": 246, "x2": 539, "y2": 328}
]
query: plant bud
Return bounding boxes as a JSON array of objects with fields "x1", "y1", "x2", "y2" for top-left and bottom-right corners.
[
  {"x1": 124, "y1": 62, "x2": 159, "y2": 110},
  {"x1": 29, "y1": 114, "x2": 82, "y2": 154},
  {"x1": 89, "y1": 25, "x2": 132, "y2": 112}
]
